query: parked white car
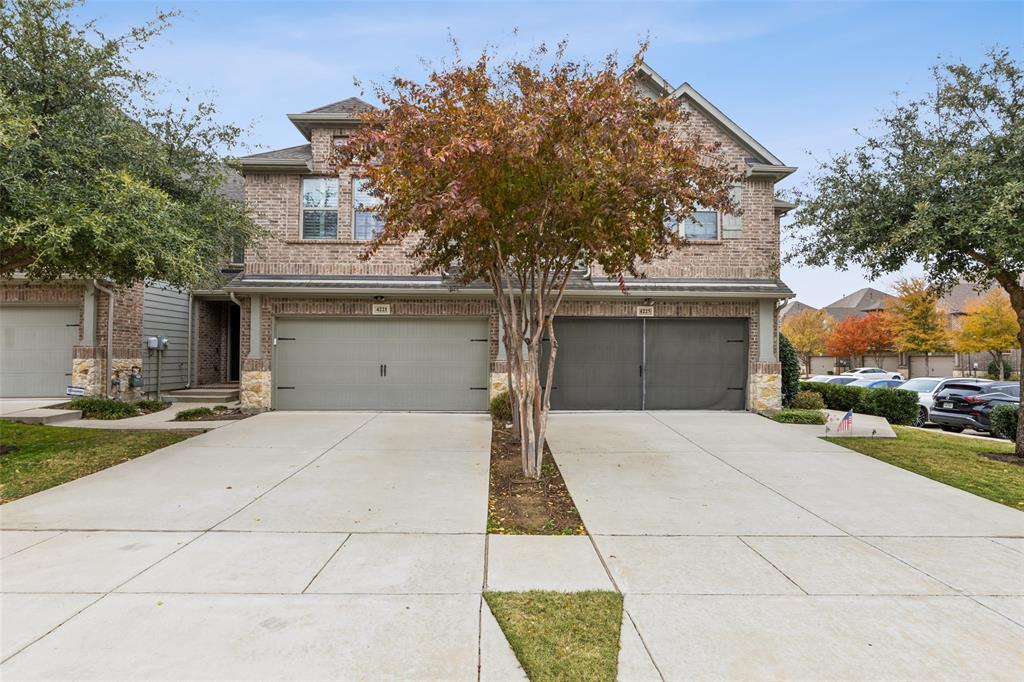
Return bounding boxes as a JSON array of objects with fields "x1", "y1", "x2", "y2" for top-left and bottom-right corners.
[
  {"x1": 806, "y1": 375, "x2": 859, "y2": 385},
  {"x1": 897, "y1": 376, "x2": 993, "y2": 426},
  {"x1": 841, "y1": 367, "x2": 904, "y2": 381}
]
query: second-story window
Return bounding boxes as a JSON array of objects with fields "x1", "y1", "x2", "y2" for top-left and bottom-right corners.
[
  {"x1": 682, "y1": 207, "x2": 719, "y2": 240},
  {"x1": 302, "y1": 177, "x2": 338, "y2": 240},
  {"x1": 353, "y1": 177, "x2": 385, "y2": 241}
]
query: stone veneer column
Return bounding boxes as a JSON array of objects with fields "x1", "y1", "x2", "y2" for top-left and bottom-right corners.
[
  {"x1": 240, "y1": 359, "x2": 271, "y2": 411},
  {"x1": 750, "y1": 361, "x2": 783, "y2": 411}
]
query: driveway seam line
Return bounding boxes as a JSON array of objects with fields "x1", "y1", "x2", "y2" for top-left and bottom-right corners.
[
  {"x1": 623, "y1": 606, "x2": 667, "y2": 682},
  {"x1": 300, "y1": 533, "x2": 352, "y2": 594},
  {"x1": 736, "y1": 536, "x2": 809, "y2": 595},
  {"x1": 647, "y1": 412, "x2": 853, "y2": 536},
  {"x1": 854, "y1": 536, "x2": 1024, "y2": 630},
  {"x1": 209, "y1": 412, "x2": 382, "y2": 531},
  {"x1": 585, "y1": 533, "x2": 621, "y2": 593},
  {"x1": 0, "y1": 530, "x2": 66, "y2": 560},
  {"x1": 0, "y1": 592, "x2": 108, "y2": 665}
]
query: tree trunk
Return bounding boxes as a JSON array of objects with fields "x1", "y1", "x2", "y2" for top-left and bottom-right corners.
[{"x1": 993, "y1": 272, "x2": 1024, "y2": 458}]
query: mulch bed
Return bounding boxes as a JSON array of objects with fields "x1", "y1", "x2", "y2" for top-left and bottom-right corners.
[
  {"x1": 978, "y1": 451, "x2": 1024, "y2": 467},
  {"x1": 488, "y1": 422, "x2": 585, "y2": 535},
  {"x1": 175, "y1": 408, "x2": 250, "y2": 422}
]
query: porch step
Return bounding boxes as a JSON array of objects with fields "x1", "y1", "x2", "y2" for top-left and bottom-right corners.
[
  {"x1": 0, "y1": 408, "x2": 83, "y2": 425},
  {"x1": 165, "y1": 387, "x2": 239, "y2": 404}
]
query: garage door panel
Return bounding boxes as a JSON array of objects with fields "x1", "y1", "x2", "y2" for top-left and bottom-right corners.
[
  {"x1": 273, "y1": 318, "x2": 489, "y2": 411},
  {"x1": 544, "y1": 319, "x2": 642, "y2": 410},
  {"x1": 645, "y1": 319, "x2": 747, "y2": 410},
  {"x1": 0, "y1": 306, "x2": 78, "y2": 397},
  {"x1": 545, "y1": 317, "x2": 748, "y2": 411}
]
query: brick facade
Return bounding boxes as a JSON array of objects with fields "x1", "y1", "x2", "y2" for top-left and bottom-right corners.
[
  {"x1": 1, "y1": 280, "x2": 145, "y2": 398},
  {"x1": 235, "y1": 76, "x2": 789, "y2": 412}
]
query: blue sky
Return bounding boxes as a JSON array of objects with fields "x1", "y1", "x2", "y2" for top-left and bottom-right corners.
[{"x1": 81, "y1": 1, "x2": 1023, "y2": 306}]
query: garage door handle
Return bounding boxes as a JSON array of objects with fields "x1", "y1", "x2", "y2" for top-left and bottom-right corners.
[
  {"x1": 727, "y1": 387, "x2": 744, "y2": 390},
  {"x1": 726, "y1": 339, "x2": 744, "y2": 343},
  {"x1": 278, "y1": 386, "x2": 295, "y2": 390},
  {"x1": 277, "y1": 337, "x2": 296, "y2": 341},
  {"x1": 470, "y1": 387, "x2": 487, "y2": 390}
]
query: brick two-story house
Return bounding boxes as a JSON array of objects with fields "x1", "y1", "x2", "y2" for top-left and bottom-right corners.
[{"x1": 217, "y1": 62, "x2": 796, "y2": 413}]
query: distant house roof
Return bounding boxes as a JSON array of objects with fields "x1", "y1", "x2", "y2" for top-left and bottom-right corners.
[
  {"x1": 237, "y1": 144, "x2": 313, "y2": 173},
  {"x1": 939, "y1": 281, "x2": 998, "y2": 315},
  {"x1": 779, "y1": 300, "x2": 817, "y2": 320},
  {"x1": 287, "y1": 97, "x2": 376, "y2": 140},
  {"x1": 821, "y1": 287, "x2": 894, "y2": 322}
]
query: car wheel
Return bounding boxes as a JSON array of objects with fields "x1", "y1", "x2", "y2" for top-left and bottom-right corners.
[
  {"x1": 914, "y1": 407, "x2": 928, "y2": 428},
  {"x1": 941, "y1": 425, "x2": 965, "y2": 433}
]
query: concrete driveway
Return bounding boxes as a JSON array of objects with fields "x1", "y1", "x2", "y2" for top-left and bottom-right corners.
[
  {"x1": 0, "y1": 412, "x2": 529, "y2": 681},
  {"x1": 547, "y1": 411, "x2": 1024, "y2": 681}
]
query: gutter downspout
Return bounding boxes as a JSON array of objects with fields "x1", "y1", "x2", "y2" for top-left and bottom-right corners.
[
  {"x1": 92, "y1": 279, "x2": 115, "y2": 398},
  {"x1": 186, "y1": 293, "x2": 193, "y2": 388}
]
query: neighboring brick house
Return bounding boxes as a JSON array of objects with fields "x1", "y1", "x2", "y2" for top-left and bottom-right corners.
[{"x1": 223, "y1": 62, "x2": 797, "y2": 412}]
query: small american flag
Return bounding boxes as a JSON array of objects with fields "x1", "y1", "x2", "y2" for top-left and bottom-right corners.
[{"x1": 837, "y1": 409, "x2": 854, "y2": 433}]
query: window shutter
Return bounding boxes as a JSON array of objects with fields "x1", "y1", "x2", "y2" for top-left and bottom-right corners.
[{"x1": 722, "y1": 184, "x2": 743, "y2": 239}]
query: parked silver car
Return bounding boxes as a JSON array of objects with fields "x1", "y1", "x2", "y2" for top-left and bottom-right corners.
[
  {"x1": 841, "y1": 367, "x2": 904, "y2": 381},
  {"x1": 898, "y1": 376, "x2": 993, "y2": 427},
  {"x1": 807, "y1": 375, "x2": 859, "y2": 385}
]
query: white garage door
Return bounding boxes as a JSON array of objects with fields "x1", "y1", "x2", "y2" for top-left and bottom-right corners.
[
  {"x1": 0, "y1": 306, "x2": 79, "y2": 397},
  {"x1": 273, "y1": 317, "x2": 490, "y2": 411}
]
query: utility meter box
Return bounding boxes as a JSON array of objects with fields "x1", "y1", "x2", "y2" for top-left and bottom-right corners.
[{"x1": 146, "y1": 336, "x2": 169, "y2": 350}]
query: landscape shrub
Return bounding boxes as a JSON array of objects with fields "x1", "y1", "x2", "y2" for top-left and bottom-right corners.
[
  {"x1": 490, "y1": 391, "x2": 512, "y2": 422},
  {"x1": 771, "y1": 408, "x2": 826, "y2": 425},
  {"x1": 134, "y1": 399, "x2": 167, "y2": 413},
  {"x1": 857, "y1": 388, "x2": 919, "y2": 425},
  {"x1": 790, "y1": 390, "x2": 826, "y2": 410},
  {"x1": 987, "y1": 359, "x2": 1014, "y2": 380},
  {"x1": 174, "y1": 407, "x2": 216, "y2": 421},
  {"x1": 779, "y1": 333, "x2": 801, "y2": 407},
  {"x1": 799, "y1": 381, "x2": 865, "y2": 412},
  {"x1": 990, "y1": 404, "x2": 1019, "y2": 441},
  {"x1": 66, "y1": 397, "x2": 140, "y2": 420}
]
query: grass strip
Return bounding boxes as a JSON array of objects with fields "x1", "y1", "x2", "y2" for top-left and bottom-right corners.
[
  {"x1": 828, "y1": 426, "x2": 1023, "y2": 510},
  {"x1": 1, "y1": 422, "x2": 195, "y2": 502},
  {"x1": 485, "y1": 590, "x2": 623, "y2": 682}
]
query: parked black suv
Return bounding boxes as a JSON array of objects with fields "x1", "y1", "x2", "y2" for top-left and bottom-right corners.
[{"x1": 930, "y1": 382, "x2": 1021, "y2": 433}]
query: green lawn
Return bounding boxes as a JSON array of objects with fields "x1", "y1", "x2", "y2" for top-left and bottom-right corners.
[
  {"x1": 0, "y1": 422, "x2": 196, "y2": 502},
  {"x1": 827, "y1": 426, "x2": 1024, "y2": 510},
  {"x1": 485, "y1": 591, "x2": 623, "y2": 682}
]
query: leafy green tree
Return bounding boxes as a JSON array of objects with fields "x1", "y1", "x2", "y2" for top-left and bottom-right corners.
[
  {"x1": 788, "y1": 48, "x2": 1024, "y2": 454},
  {"x1": 342, "y1": 44, "x2": 738, "y2": 478},
  {"x1": 0, "y1": 0, "x2": 259, "y2": 288}
]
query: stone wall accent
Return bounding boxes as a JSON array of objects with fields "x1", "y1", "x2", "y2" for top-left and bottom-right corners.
[
  {"x1": 240, "y1": 370, "x2": 271, "y2": 411},
  {"x1": 71, "y1": 357, "x2": 103, "y2": 396},
  {"x1": 749, "y1": 360, "x2": 778, "y2": 409},
  {"x1": 489, "y1": 371, "x2": 509, "y2": 399}
]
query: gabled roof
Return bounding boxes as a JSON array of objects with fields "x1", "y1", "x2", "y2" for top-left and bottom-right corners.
[
  {"x1": 939, "y1": 281, "x2": 997, "y2": 315},
  {"x1": 822, "y1": 287, "x2": 894, "y2": 321},
  {"x1": 287, "y1": 97, "x2": 376, "y2": 140},
  {"x1": 237, "y1": 143, "x2": 313, "y2": 173},
  {"x1": 303, "y1": 97, "x2": 376, "y2": 116},
  {"x1": 629, "y1": 61, "x2": 794, "y2": 178},
  {"x1": 779, "y1": 300, "x2": 817, "y2": 320}
]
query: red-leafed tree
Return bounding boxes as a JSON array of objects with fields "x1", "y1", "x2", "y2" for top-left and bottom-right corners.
[
  {"x1": 825, "y1": 316, "x2": 870, "y2": 367},
  {"x1": 341, "y1": 44, "x2": 737, "y2": 478}
]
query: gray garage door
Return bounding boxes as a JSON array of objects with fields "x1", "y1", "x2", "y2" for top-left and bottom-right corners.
[
  {"x1": 273, "y1": 317, "x2": 490, "y2": 411},
  {"x1": 543, "y1": 318, "x2": 748, "y2": 410},
  {"x1": 0, "y1": 306, "x2": 79, "y2": 397}
]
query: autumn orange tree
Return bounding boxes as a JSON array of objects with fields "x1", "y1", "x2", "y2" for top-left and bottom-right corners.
[
  {"x1": 781, "y1": 309, "x2": 832, "y2": 374},
  {"x1": 954, "y1": 289, "x2": 1019, "y2": 380},
  {"x1": 824, "y1": 314, "x2": 886, "y2": 369},
  {"x1": 341, "y1": 44, "x2": 737, "y2": 478}
]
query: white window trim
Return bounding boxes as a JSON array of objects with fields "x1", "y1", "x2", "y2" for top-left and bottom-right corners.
[
  {"x1": 352, "y1": 177, "x2": 384, "y2": 241},
  {"x1": 300, "y1": 177, "x2": 339, "y2": 241}
]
